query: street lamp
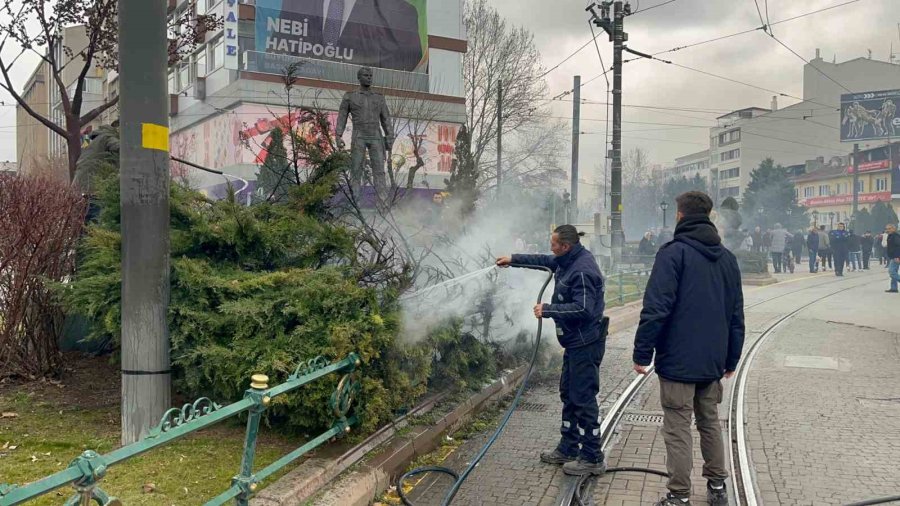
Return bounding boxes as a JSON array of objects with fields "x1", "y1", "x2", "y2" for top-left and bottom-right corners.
[
  {"x1": 562, "y1": 190, "x2": 571, "y2": 224},
  {"x1": 812, "y1": 210, "x2": 819, "y2": 227},
  {"x1": 660, "y1": 201, "x2": 669, "y2": 229},
  {"x1": 757, "y1": 207, "x2": 765, "y2": 228},
  {"x1": 829, "y1": 211, "x2": 835, "y2": 228}
]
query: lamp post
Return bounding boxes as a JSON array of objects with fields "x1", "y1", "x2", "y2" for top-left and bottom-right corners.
[
  {"x1": 786, "y1": 208, "x2": 792, "y2": 228},
  {"x1": 660, "y1": 201, "x2": 669, "y2": 229},
  {"x1": 563, "y1": 190, "x2": 572, "y2": 225},
  {"x1": 829, "y1": 211, "x2": 835, "y2": 229},
  {"x1": 812, "y1": 210, "x2": 819, "y2": 228},
  {"x1": 758, "y1": 207, "x2": 765, "y2": 228}
]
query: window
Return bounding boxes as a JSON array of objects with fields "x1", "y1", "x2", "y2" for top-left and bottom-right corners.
[
  {"x1": 818, "y1": 185, "x2": 830, "y2": 196},
  {"x1": 177, "y1": 62, "x2": 191, "y2": 90},
  {"x1": 168, "y1": 71, "x2": 176, "y2": 94},
  {"x1": 194, "y1": 50, "x2": 207, "y2": 78},
  {"x1": 803, "y1": 186, "x2": 814, "y2": 198},
  {"x1": 718, "y1": 129, "x2": 741, "y2": 146},
  {"x1": 876, "y1": 178, "x2": 888, "y2": 192},
  {"x1": 720, "y1": 187, "x2": 740, "y2": 198},
  {"x1": 720, "y1": 149, "x2": 740, "y2": 162},
  {"x1": 209, "y1": 37, "x2": 224, "y2": 71},
  {"x1": 856, "y1": 180, "x2": 865, "y2": 193},
  {"x1": 720, "y1": 167, "x2": 740, "y2": 180}
]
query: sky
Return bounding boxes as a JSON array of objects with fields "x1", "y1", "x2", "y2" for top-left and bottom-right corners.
[{"x1": 1, "y1": 0, "x2": 898, "y2": 175}]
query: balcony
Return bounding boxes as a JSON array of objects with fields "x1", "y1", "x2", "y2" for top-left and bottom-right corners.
[
  {"x1": 66, "y1": 77, "x2": 104, "y2": 98},
  {"x1": 243, "y1": 50, "x2": 429, "y2": 93}
]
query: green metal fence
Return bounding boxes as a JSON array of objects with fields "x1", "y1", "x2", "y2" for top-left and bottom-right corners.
[
  {"x1": 0, "y1": 353, "x2": 361, "y2": 506},
  {"x1": 606, "y1": 268, "x2": 653, "y2": 306}
]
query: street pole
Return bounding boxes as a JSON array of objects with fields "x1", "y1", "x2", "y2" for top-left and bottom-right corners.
[
  {"x1": 610, "y1": 1, "x2": 625, "y2": 265},
  {"x1": 852, "y1": 143, "x2": 860, "y2": 229},
  {"x1": 119, "y1": 0, "x2": 171, "y2": 444},
  {"x1": 571, "y1": 75, "x2": 581, "y2": 222},
  {"x1": 496, "y1": 80, "x2": 502, "y2": 197}
]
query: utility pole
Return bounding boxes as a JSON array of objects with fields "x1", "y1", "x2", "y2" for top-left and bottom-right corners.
[
  {"x1": 119, "y1": 0, "x2": 171, "y2": 444},
  {"x1": 496, "y1": 80, "x2": 502, "y2": 197},
  {"x1": 852, "y1": 143, "x2": 860, "y2": 228},
  {"x1": 589, "y1": 0, "x2": 629, "y2": 266},
  {"x1": 571, "y1": 75, "x2": 581, "y2": 223}
]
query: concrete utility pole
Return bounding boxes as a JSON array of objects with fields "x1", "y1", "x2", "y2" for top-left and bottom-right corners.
[
  {"x1": 610, "y1": 1, "x2": 626, "y2": 265},
  {"x1": 119, "y1": 0, "x2": 171, "y2": 444},
  {"x1": 589, "y1": 1, "x2": 629, "y2": 265},
  {"x1": 852, "y1": 143, "x2": 860, "y2": 228},
  {"x1": 571, "y1": 75, "x2": 581, "y2": 223},
  {"x1": 496, "y1": 80, "x2": 503, "y2": 196}
]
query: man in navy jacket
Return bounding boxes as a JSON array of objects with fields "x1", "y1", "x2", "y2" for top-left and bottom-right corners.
[
  {"x1": 632, "y1": 191, "x2": 744, "y2": 506},
  {"x1": 497, "y1": 225, "x2": 607, "y2": 476}
]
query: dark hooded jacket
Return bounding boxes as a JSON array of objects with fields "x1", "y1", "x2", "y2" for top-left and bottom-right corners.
[
  {"x1": 633, "y1": 215, "x2": 745, "y2": 383},
  {"x1": 512, "y1": 244, "x2": 605, "y2": 349}
]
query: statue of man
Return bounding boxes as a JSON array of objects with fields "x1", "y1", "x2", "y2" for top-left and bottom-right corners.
[{"x1": 336, "y1": 67, "x2": 395, "y2": 194}]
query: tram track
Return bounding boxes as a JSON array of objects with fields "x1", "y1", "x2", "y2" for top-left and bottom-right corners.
[{"x1": 557, "y1": 272, "x2": 882, "y2": 506}]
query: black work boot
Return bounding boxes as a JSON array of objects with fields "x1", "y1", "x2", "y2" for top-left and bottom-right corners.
[
  {"x1": 707, "y1": 481, "x2": 728, "y2": 506},
  {"x1": 654, "y1": 493, "x2": 691, "y2": 506},
  {"x1": 539, "y1": 449, "x2": 576, "y2": 465},
  {"x1": 562, "y1": 457, "x2": 606, "y2": 476}
]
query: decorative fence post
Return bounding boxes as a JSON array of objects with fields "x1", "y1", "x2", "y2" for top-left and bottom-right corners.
[
  {"x1": 234, "y1": 374, "x2": 270, "y2": 506},
  {"x1": 618, "y1": 271, "x2": 624, "y2": 305}
]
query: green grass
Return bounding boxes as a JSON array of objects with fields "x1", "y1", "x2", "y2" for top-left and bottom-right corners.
[{"x1": 0, "y1": 391, "x2": 308, "y2": 505}]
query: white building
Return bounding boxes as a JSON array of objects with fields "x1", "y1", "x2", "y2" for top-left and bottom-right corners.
[
  {"x1": 165, "y1": 0, "x2": 467, "y2": 198},
  {"x1": 698, "y1": 51, "x2": 900, "y2": 204}
]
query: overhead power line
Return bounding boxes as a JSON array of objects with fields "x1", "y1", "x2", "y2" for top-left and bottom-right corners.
[
  {"x1": 767, "y1": 33, "x2": 854, "y2": 93},
  {"x1": 628, "y1": 0, "x2": 677, "y2": 16},
  {"x1": 536, "y1": 30, "x2": 603, "y2": 80}
]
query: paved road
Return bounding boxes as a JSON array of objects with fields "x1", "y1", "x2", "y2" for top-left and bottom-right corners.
[{"x1": 403, "y1": 270, "x2": 899, "y2": 505}]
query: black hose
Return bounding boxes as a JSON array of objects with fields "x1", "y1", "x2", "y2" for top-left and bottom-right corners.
[
  {"x1": 397, "y1": 264, "x2": 554, "y2": 506},
  {"x1": 572, "y1": 468, "x2": 670, "y2": 506},
  {"x1": 845, "y1": 497, "x2": 900, "y2": 506}
]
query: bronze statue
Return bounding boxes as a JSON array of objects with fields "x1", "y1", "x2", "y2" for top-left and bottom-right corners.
[{"x1": 336, "y1": 67, "x2": 395, "y2": 194}]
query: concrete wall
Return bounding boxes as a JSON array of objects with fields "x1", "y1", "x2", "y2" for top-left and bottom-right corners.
[
  {"x1": 16, "y1": 62, "x2": 52, "y2": 178},
  {"x1": 803, "y1": 56, "x2": 900, "y2": 105}
]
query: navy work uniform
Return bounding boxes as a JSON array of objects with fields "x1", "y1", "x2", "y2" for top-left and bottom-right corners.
[{"x1": 512, "y1": 243, "x2": 607, "y2": 463}]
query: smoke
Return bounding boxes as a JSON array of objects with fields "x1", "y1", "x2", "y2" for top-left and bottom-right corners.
[{"x1": 394, "y1": 187, "x2": 559, "y2": 347}]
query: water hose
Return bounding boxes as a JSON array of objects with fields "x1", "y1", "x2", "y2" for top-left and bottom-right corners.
[{"x1": 397, "y1": 264, "x2": 554, "y2": 506}]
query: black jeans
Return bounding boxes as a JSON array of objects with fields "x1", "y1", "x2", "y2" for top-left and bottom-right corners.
[
  {"x1": 819, "y1": 248, "x2": 833, "y2": 269},
  {"x1": 833, "y1": 249, "x2": 848, "y2": 275},
  {"x1": 558, "y1": 338, "x2": 606, "y2": 463},
  {"x1": 863, "y1": 250, "x2": 871, "y2": 269},
  {"x1": 771, "y1": 252, "x2": 783, "y2": 273}
]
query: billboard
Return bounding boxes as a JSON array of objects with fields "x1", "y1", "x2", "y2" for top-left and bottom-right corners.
[
  {"x1": 254, "y1": 0, "x2": 428, "y2": 73},
  {"x1": 841, "y1": 89, "x2": 900, "y2": 142},
  {"x1": 169, "y1": 104, "x2": 459, "y2": 179}
]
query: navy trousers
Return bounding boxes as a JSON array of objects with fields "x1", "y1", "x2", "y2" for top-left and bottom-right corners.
[{"x1": 557, "y1": 338, "x2": 606, "y2": 463}]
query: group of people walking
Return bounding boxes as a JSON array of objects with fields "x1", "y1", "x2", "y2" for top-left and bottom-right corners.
[{"x1": 805, "y1": 224, "x2": 900, "y2": 282}]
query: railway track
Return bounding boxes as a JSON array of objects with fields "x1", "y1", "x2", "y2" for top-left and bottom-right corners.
[{"x1": 558, "y1": 273, "x2": 881, "y2": 506}]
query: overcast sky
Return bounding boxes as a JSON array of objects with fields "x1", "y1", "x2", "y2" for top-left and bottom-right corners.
[{"x1": 1, "y1": 0, "x2": 898, "y2": 175}]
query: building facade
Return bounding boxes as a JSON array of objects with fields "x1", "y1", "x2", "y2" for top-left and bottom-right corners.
[
  {"x1": 792, "y1": 142, "x2": 899, "y2": 228},
  {"x1": 165, "y1": 0, "x2": 467, "y2": 196},
  {"x1": 688, "y1": 51, "x2": 900, "y2": 204}
]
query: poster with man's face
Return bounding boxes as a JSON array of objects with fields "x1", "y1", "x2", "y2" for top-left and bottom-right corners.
[{"x1": 255, "y1": 0, "x2": 428, "y2": 73}]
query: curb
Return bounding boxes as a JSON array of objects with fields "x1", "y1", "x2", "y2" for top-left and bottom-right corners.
[{"x1": 253, "y1": 365, "x2": 528, "y2": 506}]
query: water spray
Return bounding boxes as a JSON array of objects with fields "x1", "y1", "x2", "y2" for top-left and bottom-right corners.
[{"x1": 397, "y1": 264, "x2": 554, "y2": 506}]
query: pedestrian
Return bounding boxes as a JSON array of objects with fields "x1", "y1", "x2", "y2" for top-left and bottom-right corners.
[
  {"x1": 739, "y1": 230, "x2": 753, "y2": 251},
  {"x1": 848, "y1": 231, "x2": 862, "y2": 272},
  {"x1": 885, "y1": 224, "x2": 900, "y2": 293},
  {"x1": 881, "y1": 229, "x2": 891, "y2": 267},
  {"x1": 639, "y1": 231, "x2": 657, "y2": 263},
  {"x1": 633, "y1": 191, "x2": 744, "y2": 506},
  {"x1": 874, "y1": 231, "x2": 885, "y2": 266},
  {"x1": 817, "y1": 226, "x2": 832, "y2": 271},
  {"x1": 806, "y1": 227, "x2": 820, "y2": 273},
  {"x1": 768, "y1": 223, "x2": 790, "y2": 274},
  {"x1": 497, "y1": 225, "x2": 608, "y2": 476},
  {"x1": 791, "y1": 230, "x2": 804, "y2": 268},
  {"x1": 861, "y1": 231, "x2": 874, "y2": 270},
  {"x1": 829, "y1": 223, "x2": 851, "y2": 277},
  {"x1": 763, "y1": 228, "x2": 773, "y2": 253},
  {"x1": 751, "y1": 226, "x2": 762, "y2": 253}
]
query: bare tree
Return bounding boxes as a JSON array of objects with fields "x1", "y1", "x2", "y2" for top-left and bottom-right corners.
[
  {"x1": 464, "y1": 0, "x2": 558, "y2": 190},
  {"x1": 0, "y1": 0, "x2": 218, "y2": 182},
  {"x1": 622, "y1": 147, "x2": 664, "y2": 238}
]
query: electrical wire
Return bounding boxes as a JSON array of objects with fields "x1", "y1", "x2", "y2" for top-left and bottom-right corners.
[
  {"x1": 536, "y1": 31, "x2": 604, "y2": 80},
  {"x1": 589, "y1": 18, "x2": 612, "y2": 209},
  {"x1": 628, "y1": 0, "x2": 677, "y2": 16},
  {"x1": 752, "y1": 0, "x2": 767, "y2": 27},
  {"x1": 767, "y1": 33, "x2": 854, "y2": 93}
]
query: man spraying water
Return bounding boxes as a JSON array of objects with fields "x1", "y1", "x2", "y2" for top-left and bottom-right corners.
[{"x1": 496, "y1": 225, "x2": 608, "y2": 476}]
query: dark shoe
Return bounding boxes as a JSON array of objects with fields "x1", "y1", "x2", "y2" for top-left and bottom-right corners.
[
  {"x1": 654, "y1": 493, "x2": 691, "y2": 506},
  {"x1": 886, "y1": 290, "x2": 898, "y2": 293},
  {"x1": 562, "y1": 457, "x2": 606, "y2": 476},
  {"x1": 707, "y1": 482, "x2": 728, "y2": 506},
  {"x1": 539, "y1": 449, "x2": 576, "y2": 465}
]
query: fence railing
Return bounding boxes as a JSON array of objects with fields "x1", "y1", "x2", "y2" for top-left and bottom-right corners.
[
  {"x1": 0, "y1": 353, "x2": 361, "y2": 506},
  {"x1": 606, "y1": 268, "x2": 653, "y2": 306}
]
